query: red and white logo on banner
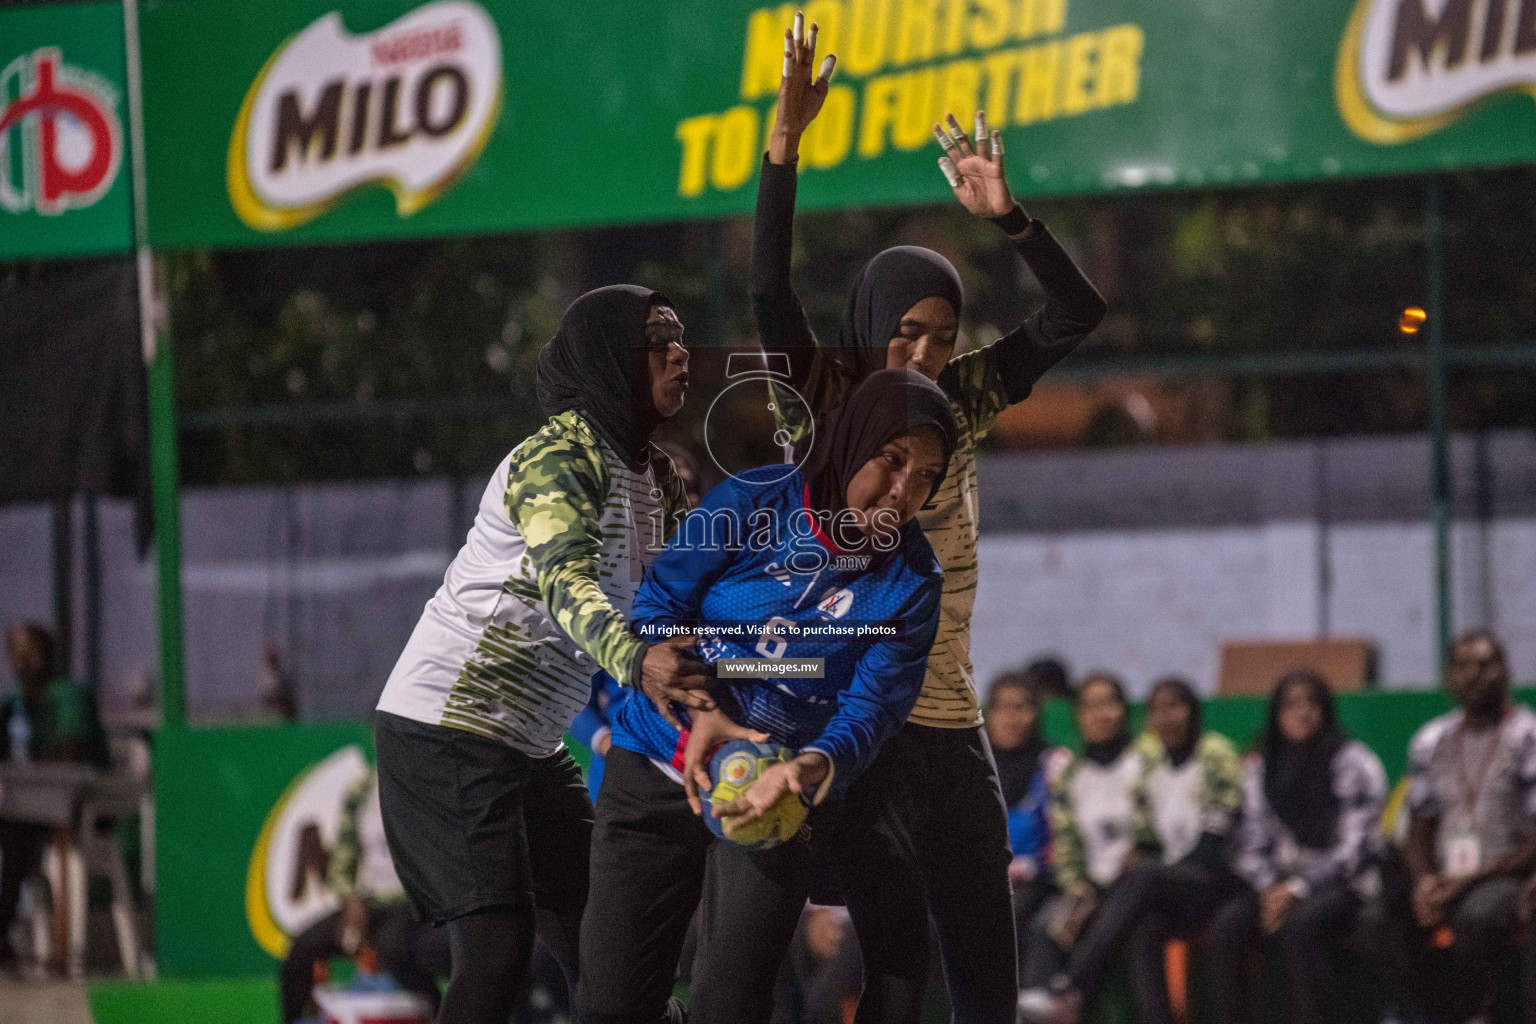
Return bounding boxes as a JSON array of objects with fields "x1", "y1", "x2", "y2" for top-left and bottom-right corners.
[{"x1": 0, "y1": 47, "x2": 122, "y2": 216}]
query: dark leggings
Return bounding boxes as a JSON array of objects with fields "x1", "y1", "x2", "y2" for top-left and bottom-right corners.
[
  {"x1": 441, "y1": 903, "x2": 581, "y2": 1024},
  {"x1": 1065, "y1": 861, "x2": 1245, "y2": 1024},
  {"x1": 576, "y1": 747, "x2": 817, "y2": 1024},
  {"x1": 1205, "y1": 882, "x2": 1360, "y2": 1024},
  {"x1": 836, "y1": 724, "x2": 1017, "y2": 1024}
]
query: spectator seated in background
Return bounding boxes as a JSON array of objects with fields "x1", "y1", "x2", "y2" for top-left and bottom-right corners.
[
  {"x1": 772, "y1": 905, "x2": 863, "y2": 1024},
  {"x1": 1020, "y1": 677, "x2": 1245, "y2": 1024},
  {"x1": 1206, "y1": 670, "x2": 1386, "y2": 1024},
  {"x1": 1020, "y1": 656, "x2": 1075, "y2": 703},
  {"x1": 569, "y1": 672, "x2": 631, "y2": 797},
  {"x1": 0, "y1": 622, "x2": 108, "y2": 971},
  {"x1": 1359, "y1": 629, "x2": 1536, "y2": 1024},
  {"x1": 983, "y1": 671, "x2": 1056, "y2": 982},
  {"x1": 1020, "y1": 674, "x2": 1140, "y2": 1006},
  {"x1": 280, "y1": 768, "x2": 449, "y2": 1024}
]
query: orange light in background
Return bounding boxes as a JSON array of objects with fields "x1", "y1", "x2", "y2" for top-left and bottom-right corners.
[{"x1": 1399, "y1": 307, "x2": 1427, "y2": 334}]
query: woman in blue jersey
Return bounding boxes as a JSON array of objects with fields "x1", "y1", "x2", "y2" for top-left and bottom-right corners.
[{"x1": 574, "y1": 369, "x2": 957, "y2": 1024}]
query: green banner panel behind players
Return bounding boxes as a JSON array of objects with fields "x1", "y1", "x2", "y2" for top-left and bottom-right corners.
[
  {"x1": 0, "y1": 2, "x2": 133, "y2": 259},
  {"x1": 138, "y1": 0, "x2": 1536, "y2": 250},
  {"x1": 153, "y1": 692, "x2": 1532, "y2": 978}
]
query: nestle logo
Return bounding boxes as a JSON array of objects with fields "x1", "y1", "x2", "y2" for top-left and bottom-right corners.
[{"x1": 370, "y1": 24, "x2": 464, "y2": 67}]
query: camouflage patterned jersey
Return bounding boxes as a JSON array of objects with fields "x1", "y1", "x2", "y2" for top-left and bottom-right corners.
[
  {"x1": 377, "y1": 410, "x2": 688, "y2": 756},
  {"x1": 1046, "y1": 742, "x2": 1142, "y2": 892},
  {"x1": 1131, "y1": 731, "x2": 1245, "y2": 864}
]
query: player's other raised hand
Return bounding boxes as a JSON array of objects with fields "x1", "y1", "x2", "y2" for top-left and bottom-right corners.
[
  {"x1": 934, "y1": 110, "x2": 1015, "y2": 219},
  {"x1": 768, "y1": 10, "x2": 837, "y2": 165}
]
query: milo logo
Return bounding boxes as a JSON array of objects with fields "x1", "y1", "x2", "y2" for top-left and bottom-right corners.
[
  {"x1": 246, "y1": 745, "x2": 371, "y2": 957},
  {"x1": 0, "y1": 47, "x2": 122, "y2": 216},
  {"x1": 1338, "y1": 0, "x2": 1536, "y2": 141},
  {"x1": 228, "y1": 0, "x2": 502, "y2": 231}
]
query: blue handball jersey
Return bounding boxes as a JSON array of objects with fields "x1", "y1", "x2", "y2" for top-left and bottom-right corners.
[{"x1": 610, "y1": 465, "x2": 943, "y2": 800}]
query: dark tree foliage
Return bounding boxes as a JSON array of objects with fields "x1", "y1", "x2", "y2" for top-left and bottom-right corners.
[{"x1": 10, "y1": 165, "x2": 1535, "y2": 486}]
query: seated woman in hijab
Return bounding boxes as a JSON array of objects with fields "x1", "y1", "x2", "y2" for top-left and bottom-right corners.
[
  {"x1": 373, "y1": 286, "x2": 711, "y2": 1024},
  {"x1": 575, "y1": 369, "x2": 956, "y2": 1024},
  {"x1": 1018, "y1": 675, "x2": 1141, "y2": 1005},
  {"x1": 752, "y1": 18, "x2": 1107, "y2": 1021},
  {"x1": 1204, "y1": 670, "x2": 1386, "y2": 1024},
  {"x1": 1019, "y1": 677, "x2": 1245, "y2": 1024}
]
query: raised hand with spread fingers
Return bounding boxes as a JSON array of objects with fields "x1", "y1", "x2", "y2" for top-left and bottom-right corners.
[
  {"x1": 768, "y1": 10, "x2": 837, "y2": 166},
  {"x1": 934, "y1": 109, "x2": 1036, "y2": 236}
]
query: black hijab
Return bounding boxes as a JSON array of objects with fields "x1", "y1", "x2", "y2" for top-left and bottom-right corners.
[
  {"x1": 1262, "y1": 670, "x2": 1347, "y2": 850},
  {"x1": 1149, "y1": 677, "x2": 1202, "y2": 768},
  {"x1": 536, "y1": 285, "x2": 672, "y2": 470},
  {"x1": 805, "y1": 368, "x2": 958, "y2": 521},
  {"x1": 833, "y1": 247, "x2": 964, "y2": 381}
]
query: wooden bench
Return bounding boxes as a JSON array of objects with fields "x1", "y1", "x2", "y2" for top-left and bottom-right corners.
[{"x1": 1217, "y1": 638, "x2": 1378, "y2": 696}]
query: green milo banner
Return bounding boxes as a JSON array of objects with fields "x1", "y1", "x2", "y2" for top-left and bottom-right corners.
[
  {"x1": 155, "y1": 723, "x2": 374, "y2": 977},
  {"x1": 0, "y1": 1, "x2": 132, "y2": 259},
  {"x1": 138, "y1": 0, "x2": 1536, "y2": 250},
  {"x1": 154, "y1": 722, "x2": 588, "y2": 978}
]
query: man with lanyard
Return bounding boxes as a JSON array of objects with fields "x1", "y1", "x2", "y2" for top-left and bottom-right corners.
[{"x1": 1371, "y1": 630, "x2": 1536, "y2": 1024}]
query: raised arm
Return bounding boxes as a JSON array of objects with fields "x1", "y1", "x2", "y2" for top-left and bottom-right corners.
[
  {"x1": 752, "y1": 156, "x2": 816, "y2": 389},
  {"x1": 753, "y1": 13, "x2": 844, "y2": 424},
  {"x1": 932, "y1": 111, "x2": 1107, "y2": 433}
]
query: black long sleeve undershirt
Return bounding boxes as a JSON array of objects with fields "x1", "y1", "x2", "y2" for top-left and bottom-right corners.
[{"x1": 750, "y1": 152, "x2": 1107, "y2": 405}]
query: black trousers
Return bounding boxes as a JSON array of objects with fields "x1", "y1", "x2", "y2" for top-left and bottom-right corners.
[
  {"x1": 1358, "y1": 872, "x2": 1525, "y2": 1024},
  {"x1": 1205, "y1": 880, "x2": 1361, "y2": 1024},
  {"x1": 278, "y1": 902, "x2": 451, "y2": 1024},
  {"x1": 575, "y1": 747, "x2": 820, "y2": 1024},
  {"x1": 836, "y1": 724, "x2": 1017, "y2": 1024},
  {"x1": 1066, "y1": 861, "x2": 1247, "y2": 1024},
  {"x1": 375, "y1": 712, "x2": 593, "y2": 1024},
  {"x1": 0, "y1": 820, "x2": 49, "y2": 958}
]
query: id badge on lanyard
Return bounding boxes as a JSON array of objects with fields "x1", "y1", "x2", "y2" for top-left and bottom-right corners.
[
  {"x1": 1446, "y1": 715, "x2": 1505, "y2": 878},
  {"x1": 1445, "y1": 825, "x2": 1481, "y2": 878}
]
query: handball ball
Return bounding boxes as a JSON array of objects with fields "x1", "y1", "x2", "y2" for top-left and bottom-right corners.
[{"x1": 706, "y1": 739, "x2": 809, "y2": 851}]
